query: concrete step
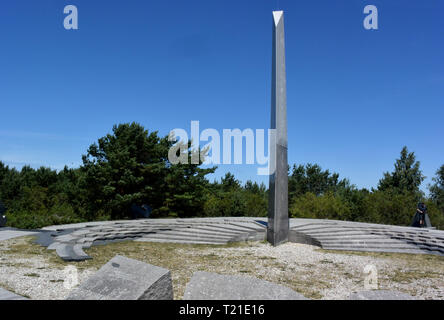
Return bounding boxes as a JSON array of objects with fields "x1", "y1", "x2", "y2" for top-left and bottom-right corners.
[
  {"x1": 190, "y1": 223, "x2": 264, "y2": 234},
  {"x1": 321, "y1": 245, "x2": 426, "y2": 253},
  {"x1": 136, "y1": 233, "x2": 228, "y2": 244},
  {"x1": 122, "y1": 222, "x2": 259, "y2": 234},
  {"x1": 406, "y1": 243, "x2": 444, "y2": 253},
  {"x1": 174, "y1": 226, "x2": 246, "y2": 237},
  {"x1": 312, "y1": 236, "x2": 389, "y2": 242},
  {"x1": 184, "y1": 225, "x2": 248, "y2": 236},
  {"x1": 291, "y1": 225, "x2": 350, "y2": 232},
  {"x1": 308, "y1": 233, "x2": 386, "y2": 240},
  {"x1": 227, "y1": 222, "x2": 265, "y2": 232},
  {"x1": 403, "y1": 238, "x2": 444, "y2": 246},
  {"x1": 371, "y1": 230, "x2": 431, "y2": 236},
  {"x1": 321, "y1": 242, "x2": 419, "y2": 249},
  {"x1": 135, "y1": 236, "x2": 227, "y2": 245},
  {"x1": 156, "y1": 229, "x2": 236, "y2": 241},
  {"x1": 300, "y1": 228, "x2": 370, "y2": 234},
  {"x1": 319, "y1": 240, "x2": 417, "y2": 247},
  {"x1": 92, "y1": 233, "x2": 154, "y2": 241},
  {"x1": 135, "y1": 238, "x2": 225, "y2": 245},
  {"x1": 304, "y1": 231, "x2": 378, "y2": 239},
  {"x1": 321, "y1": 246, "x2": 442, "y2": 256}
]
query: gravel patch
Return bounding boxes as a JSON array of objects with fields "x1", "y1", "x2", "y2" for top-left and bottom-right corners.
[
  {"x1": 0, "y1": 237, "x2": 443, "y2": 300},
  {"x1": 0, "y1": 256, "x2": 95, "y2": 299},
  {"x1": 0, "y1": 237, "x2": 96, "y2": 300}
]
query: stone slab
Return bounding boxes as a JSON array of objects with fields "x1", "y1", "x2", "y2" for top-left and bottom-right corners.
[
  {"x1": 0, "y1": 288, "x2": 28, "y2": 300},
  {"x1": 67, "y1": 255, "x2": 173, "y2": 300},
  {"x1": 73, "y1": 244, "x2": 92, "y2": 260},
  {"x1": 33, "y1": 229, "x2": 75, "y2": 247},
  {"x1": 349, "y1": 290, "x2": 416, "y2": 300},
  {"x1": 183, "y1": 271, "x2": 308, "y2": 300},
  {"x1": 56, "y1": 244, "x2": 77, "y2": 261},
  {"x1": 54, "y1": 243, "x2": 90, "y2": 261},
  {"x1": 0, "y1": 228, "x2": 39, "y2": 241},
  {"x1": 47, "y1": 242, "x2": 62, "y2": 250}
]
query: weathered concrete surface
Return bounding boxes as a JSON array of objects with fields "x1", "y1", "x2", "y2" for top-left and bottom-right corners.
[
  {"x1": 0, "y1": 288, "x2": 28, "y2": 300},
  {"x1": 349, "y1": 290, "x2": 416, "y2": 300},
  {"x1": 183, "y1": 271, "x2": 308, "y2": 300},
  {"x1": 67, "y1": 255, "x2": 173, "y2": 300},
  {"x1": 268, "y1": 10, "x2": 289, "y2": 247},
  {"x1": 0, "y1": 228, "x2": 39, "y2": 241}
]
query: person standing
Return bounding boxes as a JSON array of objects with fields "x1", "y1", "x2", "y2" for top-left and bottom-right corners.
[
  {"x1": 417, "y1": 202, "x2": 427, "y2": 227},
  {"x1": 412, "y1": 202, "x2": 429, "y2": 228}
]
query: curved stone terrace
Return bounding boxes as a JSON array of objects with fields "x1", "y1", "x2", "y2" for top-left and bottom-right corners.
[{"x1": 3, "y1": 217, "x2": 439, "y2": 261}]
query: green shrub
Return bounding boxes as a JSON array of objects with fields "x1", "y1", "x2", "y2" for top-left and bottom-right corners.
[
  {"x1": 359, "y1": 190, "x2": 417, "y2": 226},
  {"x1": 244, "y1": 192, "x2": 267, "y2": 217},
  {"x1": 289, "y1": 192, "x2": 352, "y2": 220},
  {"x1": 203, "y1": 191, "x2": 246, "y2": 217},
  {"x1": 425, "y1": 200, "x2": 444, "y2": 230},
  {"x1": 6, "y1": 205, "x2": 84, "y2": 229}
]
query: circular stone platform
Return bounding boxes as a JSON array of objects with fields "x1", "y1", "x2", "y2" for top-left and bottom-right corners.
[{"x1": 25, "y1": 218, "x2": 444, "y2": 261}]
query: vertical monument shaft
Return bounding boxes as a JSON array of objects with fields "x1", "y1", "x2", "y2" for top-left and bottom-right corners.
[{"x1": 267, "y1": 11, "x2": 289, "y2": 246}]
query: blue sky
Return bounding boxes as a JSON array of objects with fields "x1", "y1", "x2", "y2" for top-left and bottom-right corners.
[{"x1": 0, "y1": 0, "x2": 443, "y2": 191}]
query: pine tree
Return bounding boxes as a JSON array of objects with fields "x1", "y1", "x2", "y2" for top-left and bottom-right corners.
[
  {"x1": 81, "y1": 122, "x2": 215, "y2": 219},
  {"x1": 378, "y1": 146, "x2": 424, "y2": 194}
]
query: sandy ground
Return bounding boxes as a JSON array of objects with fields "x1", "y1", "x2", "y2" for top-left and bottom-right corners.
[{"x1": 0, "y1": 236, "x2": 443, "y2": 300}]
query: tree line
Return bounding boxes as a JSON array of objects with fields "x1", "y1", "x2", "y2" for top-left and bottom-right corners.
[{"x1": 0, "y1": 122, "x2": 443, "y2": 229}]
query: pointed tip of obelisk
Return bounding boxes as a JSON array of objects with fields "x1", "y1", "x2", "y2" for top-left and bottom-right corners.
[{"x1": 272, "y1": 11, "x2": 284, "y2": 25}]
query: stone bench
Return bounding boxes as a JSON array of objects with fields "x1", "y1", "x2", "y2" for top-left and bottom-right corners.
[
  {"x1": 67, "y1": 255, "x2": 173, "y2": 300},
  {"x1": 183, "y1": 271, "x2": 309, "y2": 300}
]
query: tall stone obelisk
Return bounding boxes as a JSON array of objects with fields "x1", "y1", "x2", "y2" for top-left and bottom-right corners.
[{"x1": 267, "y1": 11, "x2": 289, "y2": 246}]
